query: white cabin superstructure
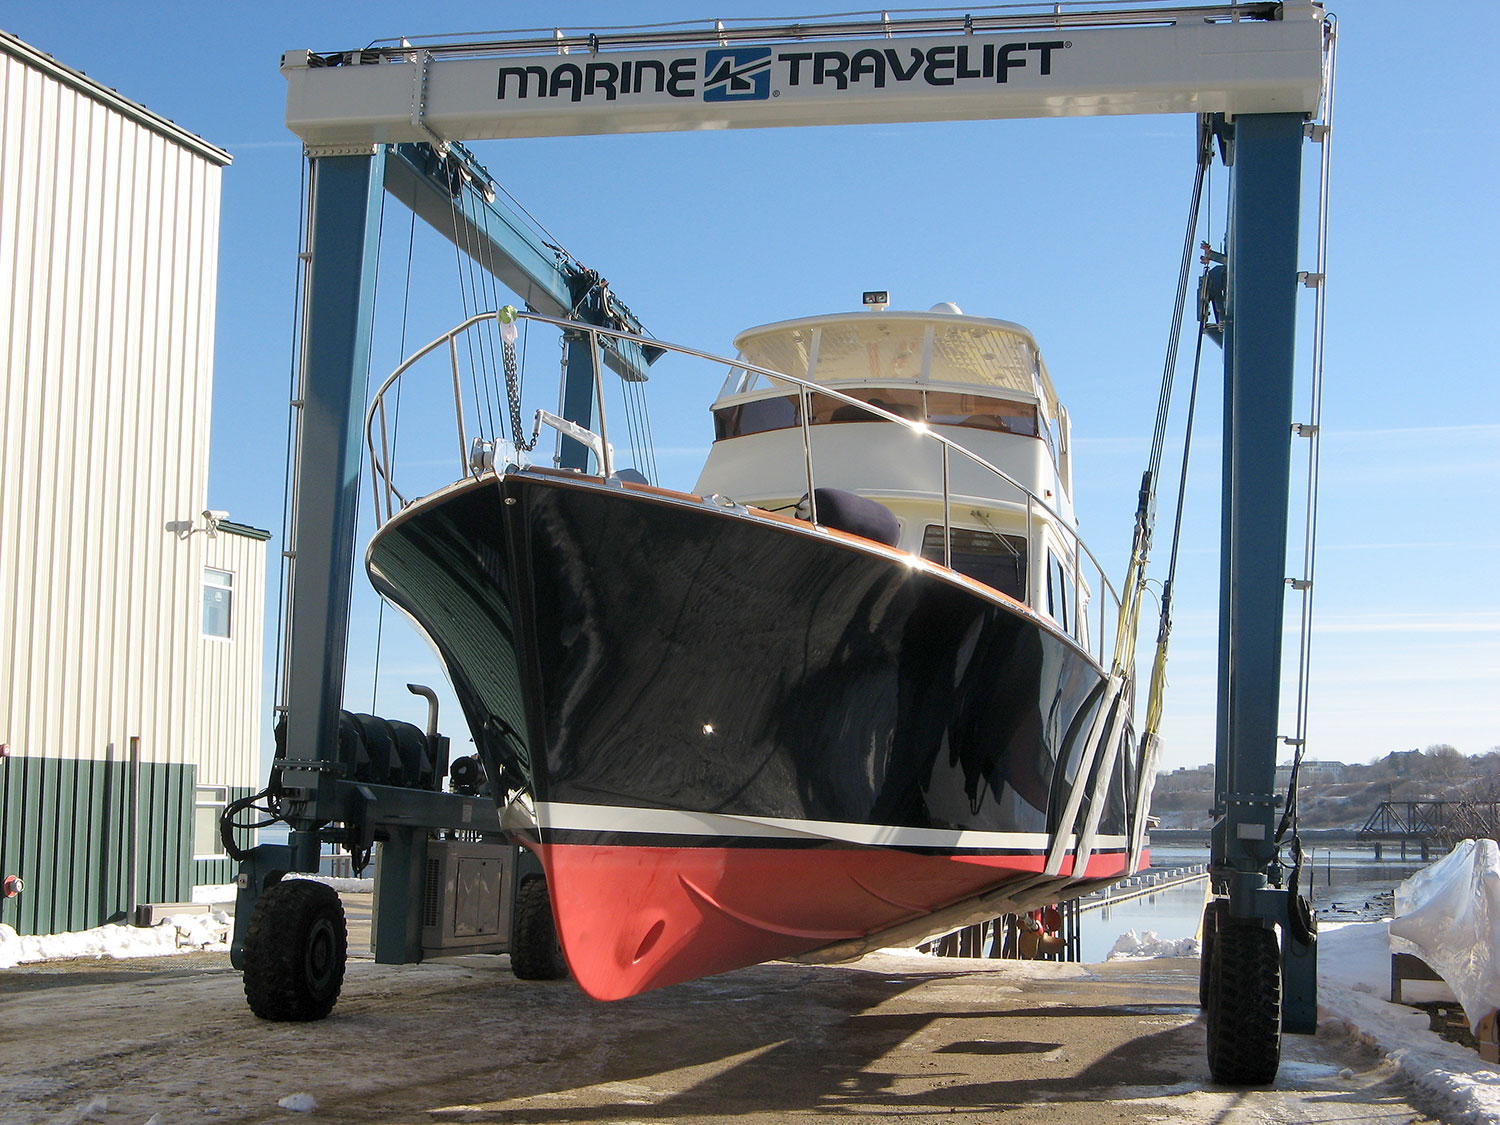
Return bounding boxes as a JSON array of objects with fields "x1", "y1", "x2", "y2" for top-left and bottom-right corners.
[{"x1": 695, "y1": 303, "x2": 1090, "y2": 645}]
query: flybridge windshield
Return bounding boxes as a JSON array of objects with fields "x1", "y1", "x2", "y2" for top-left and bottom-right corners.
[{"x1": 736, "y1": 319, "x2": 1044, "y2": 397}]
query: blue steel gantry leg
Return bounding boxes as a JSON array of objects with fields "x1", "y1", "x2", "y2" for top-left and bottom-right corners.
[
  {"x1": 280, "y1": 150, "x2": 388, "y2": 865},
  {"x1": 1207, "y1": 112, "x2": 1317, "y2": 1081},
  {"x1": 231, "y1": 151, "x2": 387, "y2": 964}
]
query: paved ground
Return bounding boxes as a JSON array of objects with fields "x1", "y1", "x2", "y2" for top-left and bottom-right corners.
[{"x1": 0, "y1": 939, "x2": 1438, "y2": 1125}]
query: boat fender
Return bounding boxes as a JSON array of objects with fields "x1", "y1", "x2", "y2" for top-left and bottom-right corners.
[{"x1": 796, "y1": 488, "x2": 900, "y2": 548}]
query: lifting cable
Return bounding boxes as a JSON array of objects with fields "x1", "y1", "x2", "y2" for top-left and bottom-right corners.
[
  {"x1": 472, "y1": 191, "x2": 518, "y2": 451},
  {"x1": 271, "y1": 157, "x2": 311, "y2": 732},
  {"x1": 227, "y1": 156, "x2": 318, "y2": 854},
  {"x1": 637, "y1": 376, "x2": 662, "y2": 484},
  {"x1": 1111, "y1": 115, "x2": 1215, "y2": 707},
  {"x1": 1146, "y1": 295, "x2": 1209, "y2": 741},
  {"x1": 1138, "y1": 116, "x2": 1221, "y2": 747},
  {"x1": 447, "y1": 177, "x2": 499, "y2": 444},
  {"x1": 1107, "y1": 117, "x2": 1221, "y2": 880},
  {"x1": 637, "y1": 377, "x2": 660, "y2": 484},
  {"x1": 620, "y1": 366, "x2": 645, "y2": 477},
  {"x1": 623, "y1": 367, "x2": 658, "y2": 484},
  {"x1": 370, "y1": 209, "x2": 420, "y2": 713},
  {"x1": 1277, "y1": 17, "x2": 1337, "y2": 874}
]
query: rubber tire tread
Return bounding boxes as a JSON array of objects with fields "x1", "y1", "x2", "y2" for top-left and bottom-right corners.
[
  {"x1": 243, "y1": 879, "x2": 348, "y2": 1021},
  {"x1": 1199, "y1": 898, "x2": 1226, "y2": 1009},
  {"x1": 511, "y1": 877, "x2": 570, "y2": 981},
  {"x1": 1206, "y1": 919, "x2": 1282, "y2": 1085}
]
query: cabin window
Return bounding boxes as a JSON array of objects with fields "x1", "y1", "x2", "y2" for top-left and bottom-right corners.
[
  {"x1": 713, "y1": 395, "x2": 800, "y2": 439},
  {"x1": 1040, "y1": 413, "x2": 1060, "y2": 467},
  {"x1": 922, "y1": 526, "x2": 1028, "y2": 601},
  {"x1": 809, "y1": 389, "x2": 925, "y2": 424},
  {"x1": 924, "y1": 392, "x2": 1039, "y2": 436},
  {"x1": 1047, "y1": 550, "x2": 1076, "y2": 633},
  {"x1": 714, "y1": 388, "x2": 1039, "y2": 439},
  {"x1": 203, "y1": 567, "x2": 233, "y2": 639}
]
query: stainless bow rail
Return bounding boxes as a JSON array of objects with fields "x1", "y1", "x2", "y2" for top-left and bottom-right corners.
[{"x1": 364, "y1": 309, "x2": 1123, "y2": 664}]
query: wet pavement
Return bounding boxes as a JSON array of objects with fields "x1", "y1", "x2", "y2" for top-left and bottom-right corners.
[{"x1": 0, "y1": 945, "x2": 1438, "y2": 1124}]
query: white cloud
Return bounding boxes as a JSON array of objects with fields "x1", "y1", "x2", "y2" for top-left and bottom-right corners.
[
  {"x1": 1314, "y1": 612, "x2": 1500, "y2": 634},
  {"x1": 1325, "y1": 423, "x2": 1500, "y2": 440},
  {"x1": 1319, "y1": 541, "x2": 1500, "y2": 551}
]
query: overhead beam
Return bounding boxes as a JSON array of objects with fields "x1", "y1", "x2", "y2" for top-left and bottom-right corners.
[
  {"x1": 282, "y1": 5, "x2": 1324, "y2": 147},
  {"x1": 383, "y1": 142, "x2": 571, "y2": 319},
  {"x1": 380, "y1": 143, "x2": 653, "y2": 385}
]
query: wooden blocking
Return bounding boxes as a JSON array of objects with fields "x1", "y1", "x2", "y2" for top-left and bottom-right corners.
[{"x1": 1390, "y1": 951, "x2": 1444, "y2": 1005}]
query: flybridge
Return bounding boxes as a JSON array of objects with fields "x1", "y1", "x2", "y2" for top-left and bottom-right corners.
[{"x1": 281, "y1": 2, "x2": 1326, "y2": 146}]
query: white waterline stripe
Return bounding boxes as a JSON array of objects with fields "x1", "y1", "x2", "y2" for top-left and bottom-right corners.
[{"x1": 536, "y1": 801, "x2": 1128, "y2": 852}]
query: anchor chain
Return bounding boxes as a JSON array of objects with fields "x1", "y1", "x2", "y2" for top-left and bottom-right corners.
[{"x1": 498, "y1": 306, "x2": 537, "y2": 452}]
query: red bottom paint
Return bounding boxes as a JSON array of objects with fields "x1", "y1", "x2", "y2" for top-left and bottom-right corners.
[{"x1": 535, "y1": 842, "x2": 1137, "y2": 1001}]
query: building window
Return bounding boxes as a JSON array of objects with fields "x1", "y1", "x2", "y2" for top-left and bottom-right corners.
[
  {"x1": 195, "y1": 786, "x2": 228, "y2": 858},
  {"x1": 203, "y1": 567, "x2": 232, "y2": 639}
]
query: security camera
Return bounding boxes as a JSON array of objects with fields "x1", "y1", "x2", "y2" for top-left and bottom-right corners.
[{"x1": 203, "y1": 509, "x2": 229, "y2": 523}]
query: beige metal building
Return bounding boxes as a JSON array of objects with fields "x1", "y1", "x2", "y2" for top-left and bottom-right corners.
[{"x1": 0, "y1": 29, "x2": 268, "y2": 935}]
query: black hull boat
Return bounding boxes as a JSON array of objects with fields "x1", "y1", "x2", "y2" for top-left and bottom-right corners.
[{"x1": 368, "y1": 462, "x2": 1144, "y2": 1000}]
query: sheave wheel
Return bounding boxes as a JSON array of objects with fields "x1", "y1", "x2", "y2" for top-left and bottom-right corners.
[
  {"x1": 1205, "y1": 918, "x2": 1282, "y2": 1085},
  {"x1": 243, "y1": 879, "x2": 348, "y2": 1021},
  {"x1": 511, "y1": 876, "x2": 570, "y2": 981},
  {"x1": 1199, "y1": 898, "x2": 1226, "y2": 1009}
]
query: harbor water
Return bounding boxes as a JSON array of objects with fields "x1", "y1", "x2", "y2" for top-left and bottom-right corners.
[{"x1": 1081, "y1": 842, "x2": 1432, "y2": 963}]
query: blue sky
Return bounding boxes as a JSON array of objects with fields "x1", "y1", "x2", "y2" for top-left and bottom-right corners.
[{"x1": 6, "y1": 3, "x2": 1496, "y2": 774}]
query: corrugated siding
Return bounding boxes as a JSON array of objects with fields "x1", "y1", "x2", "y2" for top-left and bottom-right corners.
[
  {"x1": 0, "y1": 757, "x2": 194, "y2": 933},
  {"x1": 0, "y1": 39, "x2": 253, "y2": 934},
  {"x1": 0, "y1": 47, "x2": 221, "y2": 771},
  {"x1": 201, "y1": 531, "x2": 269, "y2": 791}
]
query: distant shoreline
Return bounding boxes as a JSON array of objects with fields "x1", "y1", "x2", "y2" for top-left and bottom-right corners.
[{"x1": 1148, "y1": 828, "x2": 1425, "y2": 848}]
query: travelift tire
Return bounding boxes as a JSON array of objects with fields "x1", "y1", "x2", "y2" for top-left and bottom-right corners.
[
  {"x1": 243, "y1": 879, "x2": 348, "y2": 1021},
  {"x1": 1199, "y1": 898, "x2": 1226, "y2": 1008},
  {"x1": 511, "y1": 876, "x2": 569, "y2": 980},
  {"x1": 1205, "y1": 919, "x2": 1282, "y2": 1085}
]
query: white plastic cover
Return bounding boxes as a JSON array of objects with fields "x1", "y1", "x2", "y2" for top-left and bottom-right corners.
[{"x1": 1389, "y1": 838, "x2": 1500, "y2": 1032}]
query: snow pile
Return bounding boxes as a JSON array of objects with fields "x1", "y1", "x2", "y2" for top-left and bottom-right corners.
[
  {"x1": 192, "y1": 874, "x2": 373, "y2": 903},
  {"x1": 286, "y1": 874, "x2": 374, "y2": 893},
  {"x1": 192, "y1": 883, "x2": 239, "y2": 904},
  {"x1": 51, "y1": 1094, "x2": 111, "y2": 1123},
  {"x1": 1319, "y1": 920, "x2": 1500, "y2": 1125},
  {"x1": 0, "y1": 910, "x2": 229, "y2": 968},
  {"x1": 1107, "y1": 928, "x2": 1200, "y2": 959}
]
